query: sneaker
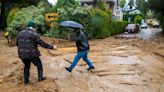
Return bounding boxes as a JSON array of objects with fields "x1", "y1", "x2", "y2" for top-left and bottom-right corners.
[
  {"x1": 38, "y1": 77, "x2": 47, "y2": 82},
  {"x1": 65, "y1": 67, "x2": 72, "y2": 73},
  {"x1": 87, "y1": 66, "x2": 95, "y2": 71}
]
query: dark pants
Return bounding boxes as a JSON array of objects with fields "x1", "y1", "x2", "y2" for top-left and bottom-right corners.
[{"x1": 21, "y1": 57, "x2": 43, "y2": 81}]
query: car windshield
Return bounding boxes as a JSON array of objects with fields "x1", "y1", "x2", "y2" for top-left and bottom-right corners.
[{"x1": 142, "y1": 23, "x2": 147, "y2": 26}]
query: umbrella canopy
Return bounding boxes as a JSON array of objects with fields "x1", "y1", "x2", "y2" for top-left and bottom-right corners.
[{"x1": 59, "y1": 21, "x2": 84, "y2": 29}]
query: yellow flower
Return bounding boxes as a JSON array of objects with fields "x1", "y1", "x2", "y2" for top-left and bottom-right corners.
[{"x1": 4, "y1": 32, "x2": 9, "y2": 37}]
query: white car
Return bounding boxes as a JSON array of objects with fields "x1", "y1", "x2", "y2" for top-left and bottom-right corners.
[{"x1": 140, "y1": 23, "x2": 148, "y2": 29}]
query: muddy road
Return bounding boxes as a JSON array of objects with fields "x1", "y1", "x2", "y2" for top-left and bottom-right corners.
[{"x1": 0, "y1": 31, "x2": 164, "y2": 92}]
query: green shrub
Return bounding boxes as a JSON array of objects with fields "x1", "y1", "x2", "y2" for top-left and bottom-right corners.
[
  {"x1": 116, "y1": 21, "x2": 129, "y2": 33},
  {"x1": 96, "y1": 1, "x2": 108, "y2": 11},
  {"x1": 51, "y1": 0, "x2": 80, "y2": 12},
  {"x1": 53, "y1": 4, "x2": 93, "y2": 39},
  {"x1": 134, "y1": 15, "x2": 142, "y2": 24},
  {"x1": 5, "y1": 2, "x2": 46, "y2": 37},
  {"x1": 110, "y1": 21, "x2": 129, "y2": 35},
  {"x1": 7, "y1": 8, "x2": 20, "y2": 26},
  {"x1": 123, "y1": 14, "x2": 142, "y2": 22},
  {"x1": 90, "y1": 9, "x2": 111, "y2": 39}
]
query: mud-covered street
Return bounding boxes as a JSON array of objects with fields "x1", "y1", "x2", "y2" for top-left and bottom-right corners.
[{"x1": 0, "y1": 30, "x2": 164, "y2": 92}]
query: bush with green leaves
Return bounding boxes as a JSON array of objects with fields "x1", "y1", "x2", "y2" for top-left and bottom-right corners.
[
  {"x1": 90, "y1": 9, "x2": 111, "y2": 39},
  {"x1": 51, "y1": 0, "x2": 126, "y2": 39},
  {"x1": 110, "y1": 21, "x2": 129, "y2": 35},
  {"x1": 123, "y1": 14, "x2": 142, "y2": 22},
  {"x1": 96, "y1": 1, "x2": 108, "y2": 11},
  {"x1": 51, "y1": 2, "x2": 93, "y2": 38},
  {"x1": 51, "y1": 0, "x2": 80, "y2": 12},
  {"x1": 5, "y1": 1, "x2": 46, "y2": 37},
  {"x1": 119, "y1": 0, "x2": 126, "y2": 8},
  {"x1": 134, "y1": 15, "x2": 143, "y2": 24},
  {"x1": 7, "y1": 8, "x2": 20, "y2": 26}
]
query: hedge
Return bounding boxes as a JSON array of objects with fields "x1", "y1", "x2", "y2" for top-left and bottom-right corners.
[
  {"x1": 90, "y1": 9, "x2": 111, "y2": 39},
  {"x1": 134, "y1": 15, "x2": 142, "y2": 24},
  {"x1": 123, "y1": 14, "x2": 142, "y2": 22},
  {"x1": 109, "y1": 21, "x2": 129, "y2": 36}
]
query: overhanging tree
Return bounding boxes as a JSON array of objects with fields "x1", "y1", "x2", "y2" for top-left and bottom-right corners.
[
  {"x1": 148, "y1": 0, "x2": 164, "y2": 15},
  {"x1": 0, "y1": 0, "x2": 46, "y2": 29}
]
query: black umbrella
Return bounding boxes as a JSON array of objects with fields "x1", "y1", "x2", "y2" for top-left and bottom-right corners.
[{"x1": 59, "y1": 21, "x2": 84, "y2": 29}]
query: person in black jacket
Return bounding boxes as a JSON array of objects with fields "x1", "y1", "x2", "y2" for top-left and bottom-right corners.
[
  {"x1": 65, "y1": 28, "x2": 95, "y2": 72},
  {"x1": 17, "y1": 21, "x2": 56, "y2": 84}
]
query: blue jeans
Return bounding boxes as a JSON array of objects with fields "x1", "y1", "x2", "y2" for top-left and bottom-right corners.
[{"x1": 69, "y1": 50, "x2": 94, "y2": 71}]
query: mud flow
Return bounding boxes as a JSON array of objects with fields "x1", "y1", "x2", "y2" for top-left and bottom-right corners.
[{"x1": 0, "y1": 31, "x2": 164, "y2": 92}]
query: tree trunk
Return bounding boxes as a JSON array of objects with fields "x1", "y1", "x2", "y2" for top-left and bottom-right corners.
[{"x1": 93, "y1": 0, "x2": 97, "y2": 7}]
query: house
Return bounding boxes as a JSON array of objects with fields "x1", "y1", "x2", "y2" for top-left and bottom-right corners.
[{"x1": 80, "y1": 0, "x2": 123, "y2": 21}]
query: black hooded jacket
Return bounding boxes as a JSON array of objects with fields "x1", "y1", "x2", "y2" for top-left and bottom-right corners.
[
  {"x1": 17, "y1": 27, "x2": 53, "y2": 59},
  {"x1": 75, "y1": 31, "x2": 90, "y2": 52}
]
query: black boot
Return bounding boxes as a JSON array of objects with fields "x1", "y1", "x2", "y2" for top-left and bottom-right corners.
[
  {"x1": 87, "y1": 66, "x2": 95, "y2": 71},
  {"x1": 24, "y1": 79, "x2": 29, "y2": 85},
  {"x1": 38, "y1": 77, "x2": 47, "y2": 82},
  {"x1": 65, "y1": 67, "x2": 72, "y2": 73},
  {"x1": 38, "y1": 70, "x2": 47, "y2": 82}
]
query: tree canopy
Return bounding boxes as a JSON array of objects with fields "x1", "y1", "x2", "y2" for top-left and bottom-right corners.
[
  {"x1": 148, "y1": 0, "x2": 164, "y2": 15},
  {"x1": 119, "y1": 0, "x2": 126, "y2": 8},
  {"x1": 0, "y1": 0, "x2": 47, "y2": 28}
]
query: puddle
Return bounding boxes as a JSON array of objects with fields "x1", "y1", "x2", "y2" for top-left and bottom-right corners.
[{"x1": 109, "y1": 56, "x2": 140, "y2": 65}]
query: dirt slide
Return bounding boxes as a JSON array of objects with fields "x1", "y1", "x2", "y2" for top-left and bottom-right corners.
[{"x1": 0, "y1": 32, "x2": 164, "y2": 92}]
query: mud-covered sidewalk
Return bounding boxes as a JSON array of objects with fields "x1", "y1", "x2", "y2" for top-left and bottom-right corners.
[{"x1": 0, "y1": 32, "x2": 164, "y2": 92}]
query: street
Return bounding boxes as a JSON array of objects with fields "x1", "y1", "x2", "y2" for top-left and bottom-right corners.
[{"x1": 0, "y1": 28, "x2": 163, "y2": 92}]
